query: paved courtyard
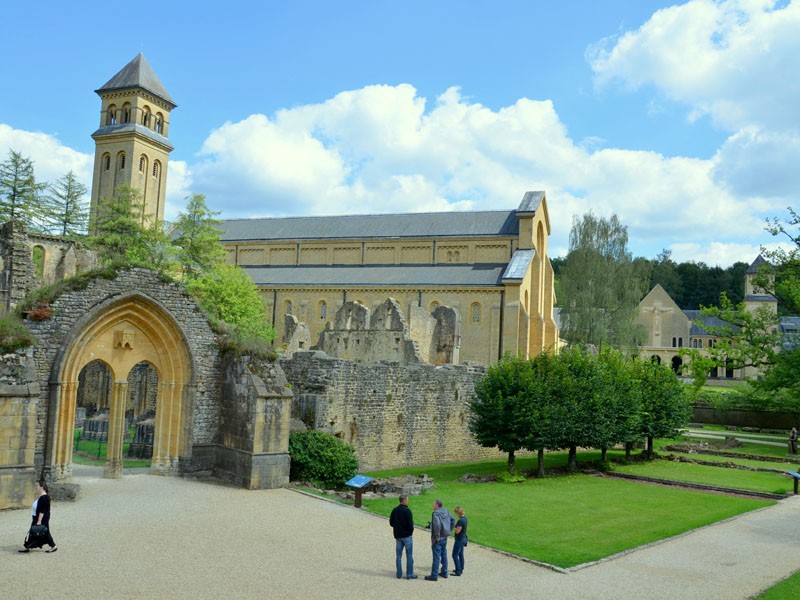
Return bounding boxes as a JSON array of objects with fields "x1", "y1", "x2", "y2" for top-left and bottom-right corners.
[{"x1": 1, "y1": 468, "x2": 799, "y2": 599}]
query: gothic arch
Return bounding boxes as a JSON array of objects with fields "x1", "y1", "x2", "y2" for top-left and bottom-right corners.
[{"x1": 46, "y1": 292, "x2": 194, "y2": 480}]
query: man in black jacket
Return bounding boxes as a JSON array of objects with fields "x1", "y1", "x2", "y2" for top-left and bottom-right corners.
[{"x1": 389, "y1": 495, "x2": 418, "y2": 579}]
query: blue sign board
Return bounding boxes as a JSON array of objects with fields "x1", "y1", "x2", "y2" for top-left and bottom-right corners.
[{"x1": 346, "y1": 474, "x2": 373, "y2": 489}]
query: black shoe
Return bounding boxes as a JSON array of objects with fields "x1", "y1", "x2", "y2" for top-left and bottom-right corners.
[
  {"x1": 396, "y1": 575, "x2": 402, "y2": 579},
  {"x1": 439, "y1": 572, "x2": 448, "y2": 578},
  {"x1": 424, "y1": 575, "x2": 438, "y2": 581},
  {"x1": 452, "y1": 571, "x2": 462, "y2": 576},
  {"x1": 407, "y1": 575, "x2": 418, "y2": 580},
  {"x1": 18, "y1": 549, "x2": 30, "y2": 553}
]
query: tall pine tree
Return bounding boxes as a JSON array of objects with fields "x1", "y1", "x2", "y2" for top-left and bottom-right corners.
[{"x1": 0, "y1": 149, "x2": 47, "y2": 229}]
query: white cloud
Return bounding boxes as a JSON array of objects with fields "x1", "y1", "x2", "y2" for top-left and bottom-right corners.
[
  {"x1": 0, "y1": 124, "x2": 92, "y2": 187},
  {"x1": 589, "y1": 0, "x2": 800, "y2": 132}
]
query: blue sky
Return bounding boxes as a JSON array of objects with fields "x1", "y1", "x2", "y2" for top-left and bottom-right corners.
[{"x1": 1, "y1": 0, "x2": 798, "y2": 266}]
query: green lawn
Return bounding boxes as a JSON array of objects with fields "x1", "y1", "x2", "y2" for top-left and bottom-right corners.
[
  {"x1": 72, "y1": 428, "x2": 151, "y2": 469},
  {"x1": 756, "y1": 570, "x2": 800, "y2": 600},
  {"x1": 612, "y1": 460, "x2": 793, "y2": 494},
  {"x1": 362, "y1": 456, "x2": 773, "y2": 568}
]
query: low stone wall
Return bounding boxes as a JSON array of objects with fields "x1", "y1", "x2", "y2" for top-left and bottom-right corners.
[
  {"x1": 280, "y1": 351, "x2": 503, "y2": 471},
  {"x1": 0, "y1": 353, "x2": 40, "y2": 510}
]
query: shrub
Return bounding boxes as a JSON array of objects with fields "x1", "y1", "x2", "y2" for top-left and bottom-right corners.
[
  {"x1": 288, "y1": 430, "x2": 359, "y2": 488},
  {"x1": 496, "y1": 470, "x2": 526, "y2": 484},
  {"x1": 0, "y1": 314, "x2": 36, "y2": 352}
]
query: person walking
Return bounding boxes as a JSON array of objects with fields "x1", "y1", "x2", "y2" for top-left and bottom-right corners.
[
  {"x1": 389, "y1": 495, "x2": 418, "y2": 579},
  {"x1": 789, "y1": 427, "x2": 798, "y2": 455},
  {"x1": 19, "y1": 481, "x2": 57, "y2": 553},
  {"x1": 424, "y1": 499, "x2": 454, "y2": 581},
  {"x1": 451, "y1": 506, "x2": 468, "y2": 576}
]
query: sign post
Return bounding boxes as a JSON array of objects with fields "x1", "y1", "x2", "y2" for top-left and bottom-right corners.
[{"x1": 345, "y1": 475, "x2": 374, "y2": 508}]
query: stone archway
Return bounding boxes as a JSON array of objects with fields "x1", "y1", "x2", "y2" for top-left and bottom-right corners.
[{"x1": 47, "y1": 293, "x2": 193, "y2": 480}]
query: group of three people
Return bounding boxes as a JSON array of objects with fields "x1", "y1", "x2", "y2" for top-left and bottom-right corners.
[{"x1": 389, "y1": 495, "x2": 467, "y2": 581}]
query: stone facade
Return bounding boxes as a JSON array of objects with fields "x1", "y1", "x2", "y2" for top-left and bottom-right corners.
[
  {"x1": 280, "y1": 351, "x2": 504, "y2": 471},
  {"x1": 0, "y1": 353, "x2": 39, "y2": 510},
  {"x1": 219, "y1": 191, "x2": 559, "y2": 365}
]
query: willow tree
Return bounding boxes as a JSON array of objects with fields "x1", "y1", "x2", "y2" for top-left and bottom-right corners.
[{"x1": 559, "y1": 213, "x2": 650, "y2": 351}]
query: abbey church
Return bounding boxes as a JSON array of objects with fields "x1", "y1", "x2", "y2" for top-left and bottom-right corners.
[{"x1": 85, "y1": 53, "x2": 560, "y2": 365}]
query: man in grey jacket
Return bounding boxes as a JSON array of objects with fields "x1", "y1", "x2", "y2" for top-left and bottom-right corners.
[{"x1": 424, "y1": 499, "x2": 455, "y2": 581}]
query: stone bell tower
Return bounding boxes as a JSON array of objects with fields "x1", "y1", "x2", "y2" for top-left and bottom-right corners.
[{"x1": 90, "y1": 54, "x2": 176, "y2": 231}]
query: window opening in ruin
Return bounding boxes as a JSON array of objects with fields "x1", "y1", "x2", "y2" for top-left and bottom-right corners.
[
  {"x1": 75, "y1": 360, "x2": 113, "y2": 463},
  {"x1": 671, "y1": 356, "x2": 682, "y2": 374},
  {"x1": 32, "y1": 245, "x2": 45, "y2": 280},
  {"x1": 122, "y1": 104, "x2": 131, "y2": 123},
  {"x1": 118, "y1": 153, "x2": 126, "y2": 170},
  {"x1": 104, "y1": 154, "x2": 111, "y2": 170},
  {"x1": 153, "y1": 161, "x2": 160, "y2": 177},
  {"x1": 430, "y1": 301, "x2": 439, "y2": 311},
  {"x1": 126, "y1": 362, "x2": 158, "y2": 462},
  {"x1": 155, "y1": 114, "x2": 164, "y2": 134},
  {"x1": 454, "y1": 251, "x2": 460, "y2": 262},
  {"x1": 139, "y1": 156, "x2": 145, "y2": 173},
  {"x1": 107, "y1": 105, "x2": 117, "y2": 125}
]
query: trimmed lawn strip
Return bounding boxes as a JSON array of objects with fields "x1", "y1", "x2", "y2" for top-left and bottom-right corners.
[
  {"x1": 613, "y1": 460, "x2": 793, "y2": 494},
  {"x1": 756, "y1": 569, "x2": 800, "y2": 600},
  {"x1": 661, "y1": 451, "x2": 792, "y2": 471},
  {"x1": 363, "y1": 457, "x2": 773, "y2": 568}
]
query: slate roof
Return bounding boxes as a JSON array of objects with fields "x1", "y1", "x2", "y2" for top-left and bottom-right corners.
[
  {"x1": 96, "y1": 53, "x2": 176, "y2": 108},
  {"x1": 502, "y1": 249, "x2": 535, "y2": 281},
  {"x1": 684, "y1": 310, "x2": 738, "y2": 336},
  {"x1": 219, "y1": 210, "x2": 519, "y2": 242},
  {"x1": 90, "y1": 123, "x2": 173, "y2": 150},
  {"x1": 242, "y1": 263, "x2": 508, "y2": 287},
  {"x1": 746, "y1": 254, "x2": 769, "y2": 274}
]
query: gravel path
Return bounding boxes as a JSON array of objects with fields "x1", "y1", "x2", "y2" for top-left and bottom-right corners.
[{"x1": 2, "y1": 469, "x2": 799, "y2": 599}]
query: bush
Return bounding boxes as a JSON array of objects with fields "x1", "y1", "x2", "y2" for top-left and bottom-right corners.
[
  {"x1": 288, "y1": 430, "x2": 359, "y2": 488},
  {"x1": 0, "y1": 314, "x2": 36, "y2": 352},
  {"x1": 496, "y1": 471, "x2": 526, "y2": 484}
]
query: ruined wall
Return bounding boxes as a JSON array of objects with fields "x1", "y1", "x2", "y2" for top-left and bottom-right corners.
[
  {"x1": 280, "y1": 351, "x2": 504, "y2": 471},
  {"x1": 0, "y1": 353, "x2": 39, "y2": 510},
  {"x1": 216, "y1": 356, "x2": 292, "y2": 489},
  {"x1": 23, "y1": 269, "x2": 223, "y2": 474},
  {"x1": 0, "y1": 221, "x2": 97, "y2": 311}
]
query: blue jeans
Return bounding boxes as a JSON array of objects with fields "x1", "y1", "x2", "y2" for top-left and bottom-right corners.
[
  {"x1": 431, "y1": 537, "x2": 448, "y2": 577},
  {"x1": 452, "y1": 537, "x2": 466, "y2": 574},
  {"x1": 395, "y1": 536, "x2": 414, "y2": 578}
]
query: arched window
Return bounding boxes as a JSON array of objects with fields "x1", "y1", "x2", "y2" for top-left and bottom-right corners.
[
  {"x1": 107, "y1": 104, "x2": 117, "y2": 125},
  {"x1": 155, "y1": 113, "x2": 164, "y2": 134},
  {"x1": 118, "y1": 152, "x2": 126, "y2": 170},
  {"x1": 430, "y1": 301, "x2": 439, "y2": 312},
  {"x1": 671, "y1": 356, "x2": 683, "y2": 374},
  {"x1": 471, "y1": 302, "x2": 481, "y2": 323},
  {"x1": 651, "y1": 355, "x2": 661, "y2": 364},
  {"x1": 103, "y1": 154, "x2": 111, "y2": 171},
  {"x1": 121, "y1": 103, "x2": 131, "y2": 123},
  {"x1": 285, "y1": 300, "x2": 293, "y2": 315},
  {"x1": 138, "y1": 155, "x2": 147, "y2": 173},
  {"x1": 454, "y1": 251, "x2": 461, "y2": 262},
  {"x1": 142, "y1": 106, "x2": 151, "y2": 128},
  {"x1": 153, "y1": 161, "x2": 160, "y2": 178},
  {"x1": 446, "y1": 251, "x2": 453, "y2": 262},
  {"x1": 319, "y1": 301, "x2": 327, "y2": 319}
]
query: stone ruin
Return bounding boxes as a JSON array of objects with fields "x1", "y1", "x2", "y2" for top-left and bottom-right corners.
[{"x1": 313, "y1": 297, "x2": 460, "y2": 365}]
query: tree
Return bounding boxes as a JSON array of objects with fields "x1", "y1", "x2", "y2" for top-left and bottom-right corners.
[
  {"x1": 90, "y1": 184, "x2": 173, "y2": 272},
  {"x1": 45, "y1": 171, "x2": 89, "y2": 236},
  {"x1": 559, "y1": 213, "x2": 650, "y2": 351},
  {"x1": 470, "y1": 355, "x2": 536, "y2": 474},
  {"x1": 171, "y1": 193, "x2": 226, "y2": 279},
  {"x1": 0, "y1": 149, "x2": 47, "y2": 229},
  {"x1": 629, "y1": 357, "x2": 690, "y2": 457},
  {"x1": 185, "y1": 262, "x2": 275, "y2": 344}
]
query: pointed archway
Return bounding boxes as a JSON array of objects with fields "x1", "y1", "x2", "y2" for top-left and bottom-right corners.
[{"x1": 46, "y1": 293, "x2": 193, "y2": 480}]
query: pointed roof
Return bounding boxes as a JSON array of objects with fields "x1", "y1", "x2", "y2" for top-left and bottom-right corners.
[
  {"x1": 746, "y1": 254, "x2": 770, "y2": 274},
  {"x1": 96, "y1": 54, "x2": 176, "y2": 108}
]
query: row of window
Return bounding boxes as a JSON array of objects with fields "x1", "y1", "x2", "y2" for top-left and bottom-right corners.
[
  {"x1": 283, "y1": 299, "x2": 484, "y2": 323},
  {"x1": 102, "y1": 153, "x2": 161, "y2": 177},
  {"x1": 671, "y1": 337, "x2": 716, "y2": 348},
  {"x1": 106, "y1": 103, "x2": 165, "y2": 134}
]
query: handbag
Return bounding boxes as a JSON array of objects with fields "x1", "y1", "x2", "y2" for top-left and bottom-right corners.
[{"x1": 28, "y1": 524, "x2": 48, "y2": 537}]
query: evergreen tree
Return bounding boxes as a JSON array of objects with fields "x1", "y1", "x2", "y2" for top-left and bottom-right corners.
[
  {"x1": 172, "y1": 193, "x2": 226, "y2": 279},
  {"x1": 46, "y1": 171, "x2": 89, "y2": 236},
  {"x1": 0, "y1": 149, "x2": 47, "y2": 229}
]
